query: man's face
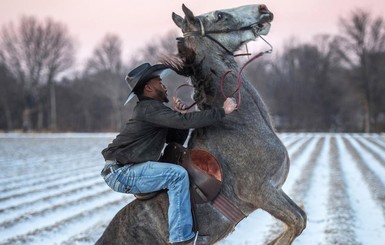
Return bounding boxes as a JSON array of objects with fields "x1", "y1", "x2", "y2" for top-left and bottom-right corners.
[{"x1": 147, "y1": 77, "x2": 169, "y2": 103}]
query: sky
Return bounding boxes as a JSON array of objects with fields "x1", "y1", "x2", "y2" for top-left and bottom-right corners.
[{"x1": 1, "y1": 0, "x2": 385, "y2": 68}]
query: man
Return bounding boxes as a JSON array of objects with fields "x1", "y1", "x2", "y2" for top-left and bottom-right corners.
[{"x1": 101, "y1": 63, "x2": 237, "y2": 244}]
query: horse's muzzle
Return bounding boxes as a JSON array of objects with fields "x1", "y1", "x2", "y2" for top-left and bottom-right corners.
[{"x1": 259, "y1": 4, "x2": 274, "y2": 22}]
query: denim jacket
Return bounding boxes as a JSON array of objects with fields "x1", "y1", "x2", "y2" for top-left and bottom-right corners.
[{"x1": 101, "y1": 98, "x2": 225, "y2": 164}]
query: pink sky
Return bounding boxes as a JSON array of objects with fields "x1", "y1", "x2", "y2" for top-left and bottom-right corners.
[{"x1": 1, "y1": 0, "x2": 384, "y2": 67}]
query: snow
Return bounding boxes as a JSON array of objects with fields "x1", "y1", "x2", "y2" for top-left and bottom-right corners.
[
  {"x1": 0, "y1": 133, "x2": 384, "y2": 245},
  {"x1": 346, "y1": 136, "x2": 385, "y2": 185},
  {"x1": 337, "y1": 136, "x2": 385, "y2": 245},
  {"x1": 290, "y1": 136, "x2": 330, "y2": 245}
]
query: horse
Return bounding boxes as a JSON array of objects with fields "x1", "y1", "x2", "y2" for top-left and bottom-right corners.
[{"x1": 96, "y1": 3, "x2": 306, "y2": 245}]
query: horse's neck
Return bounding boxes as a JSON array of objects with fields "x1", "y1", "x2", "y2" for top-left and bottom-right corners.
[
  {"x1": 192, "y1": 51, "x2": 249, "y2": 104},
  {"x1": 193, "y1": 49, "x2": 275, "y2": 130},
  {"x1": 197, "y1": 53, "x2": 238, "y2": 80},
  {"x1": 192, "y1": 52, "x2": 239, "y2": 102}
]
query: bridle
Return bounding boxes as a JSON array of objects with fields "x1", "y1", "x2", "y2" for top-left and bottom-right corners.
[
  {"x1": 174, "y1": 17, "x2": 273, "y2": 111},
  {"x1": 183, "y1": 18, "x2": 270, "y2": 56}
]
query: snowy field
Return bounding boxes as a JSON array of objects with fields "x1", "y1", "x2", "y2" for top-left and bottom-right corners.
[{"x1": 0, "y1": 133, "x2": 384, "y2": 245}]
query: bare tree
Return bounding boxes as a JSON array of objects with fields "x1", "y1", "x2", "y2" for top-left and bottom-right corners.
[
  {"x1": 129, "y1": 30, "x2": 178, "y2": 65},
  {"x1": 248, "y1": 36, "x2": 350, "y2": 131},
  {"x1": 335, "y1": 10, "x2": 385, "y2": 132},
  {"x1": 85, "y1": 34, "x2": 125, "y2": 130},
  {"x1": 0, "y1": 63, "x2": 22, "y2": 131},
  {"x1": 85, "y1": 34, "x2": 122, "y2": 74},
  {"x1": 0, "y1": 16, "x2": 75, "y2": 131}
]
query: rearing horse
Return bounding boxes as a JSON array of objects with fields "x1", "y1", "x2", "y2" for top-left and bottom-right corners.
[{"x1": 96, "y1": 4, "x2": 306, "y2": 245}]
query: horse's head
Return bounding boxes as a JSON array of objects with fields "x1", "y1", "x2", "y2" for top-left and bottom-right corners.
[{"x1": 172, "y1": 4, "x2": 273, "y2": 54}]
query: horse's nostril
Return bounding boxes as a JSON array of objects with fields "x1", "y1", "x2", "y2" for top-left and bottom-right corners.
[{"x1": 259, "y1": 4, "x2": 268, "y2": 13}]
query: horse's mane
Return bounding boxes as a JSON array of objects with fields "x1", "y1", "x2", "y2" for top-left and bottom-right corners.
[
  {"x1": 160, "y1": 37, "x2": 215, "y2": 109},
  {"x1": 160, "y1": 37, "x2": 196, "y2": 77}
]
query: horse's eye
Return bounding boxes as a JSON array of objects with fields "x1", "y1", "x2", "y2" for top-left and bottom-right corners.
[{"x1": 217, "y1": 13, "x2": 223, "y2": 20}]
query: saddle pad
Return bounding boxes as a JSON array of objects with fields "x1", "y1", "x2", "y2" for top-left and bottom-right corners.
[
  {"x1": 190, "y1": 150, "x2": 222, "y2": 182},
  {"x1": 162, "y1": 143, "x2": 223, "y2": 204}
]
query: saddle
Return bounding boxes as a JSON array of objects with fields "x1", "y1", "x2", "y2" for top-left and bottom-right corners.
[
  {"x1": 135, "y1": 142, "x2": 223, "y2": 204},
  {"x1": 135, "y1": 143, "x2": 246, "y2": 233}
]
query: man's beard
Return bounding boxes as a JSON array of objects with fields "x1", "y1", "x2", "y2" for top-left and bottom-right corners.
[{"x1": 156, "y1": 89, "x2": 169, "y2": 103}]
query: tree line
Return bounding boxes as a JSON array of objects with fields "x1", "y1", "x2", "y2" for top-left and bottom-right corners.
[{"x1": 0, "y1": 9, "x2": 384, "y2": 133}]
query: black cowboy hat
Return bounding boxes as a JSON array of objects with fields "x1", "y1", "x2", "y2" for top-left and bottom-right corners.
[{"x1": 124, "y1": 63, "x2": 169, "y2": 105}]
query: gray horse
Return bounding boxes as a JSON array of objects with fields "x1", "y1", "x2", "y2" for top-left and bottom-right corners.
[{"x1": 96, "y1": 3, "x2": 306, "y2": 245}]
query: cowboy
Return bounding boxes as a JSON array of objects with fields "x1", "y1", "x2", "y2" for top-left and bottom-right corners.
[{"x1": 101, "y1": 63, "x2": 237, "y2": 244}]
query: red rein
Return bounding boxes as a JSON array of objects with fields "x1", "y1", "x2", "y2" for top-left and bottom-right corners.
[
  {"x1": 174, "y1": 50, "x2": 269, "y2": 111},
  {"x1": 220, "y1": 51, "x2": 266, "y2": 110}
]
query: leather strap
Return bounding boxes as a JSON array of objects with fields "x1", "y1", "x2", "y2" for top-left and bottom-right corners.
[{"x1": 211, "y1": 193, "x2": 246, "y2": 225}]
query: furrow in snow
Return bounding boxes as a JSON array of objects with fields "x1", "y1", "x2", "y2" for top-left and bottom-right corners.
[
  {"x1": 343, "y1": 137, "x2": 385, "y2": 218},
  {"x1": 0, "y1": 164, "x2": 101, "y2": 194},
  {"x1": 285, "y1": 136, "x2": 329, "y2": 245},
  {"x1": 354, "y1": 137, "x2": 385, "y2": 168},
  {"x1": 0, "y1": 172, "x2": 100, "y2": 202},
  {"x1": 0, "y1": 177, "x2": 103, "y2": 210},
  {"x1": 365, "y1": 137, "x2": 385, "y2": 151},
  {"x1": 0, "y1": 194, "x2": 127, "y2": 244},
  {"x1": 0, "y1": 188, "x2": 111, "y2": 228},
  {"x1": 369, "y1": 136, "x2": 385, "y2": 149},
  {"x1": 281, "y1": 137, "x2": 321, "y2": 197},
  {"x1": 0, "y1": 150, "x2": 99, "y2": 169},
  {"x1": 0, "y1": 180, "x2": 107, "y2": 218},
  {"x1": 0, "y1": 155, "x2": 102, "y2": 183},
  {"x1": 288, "y1": 137, "x2": 314, "y2": 164},
  {"x1": 281, "y1": 135, "x2": 304, "y2": 149},
  {"x1": 337, "y1": 136, "x2": 385, "y2": 244},
  {"x1": 324, "y1": 137, "x2": 358, "y2": 244},
  {"x1": 288, "y1": 138, "x2": 325, "y2": 202}
]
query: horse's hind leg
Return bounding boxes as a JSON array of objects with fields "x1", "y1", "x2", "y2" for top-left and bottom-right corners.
[{"x1": 259, "y1": 183, "x2": 307, "y2": 245}]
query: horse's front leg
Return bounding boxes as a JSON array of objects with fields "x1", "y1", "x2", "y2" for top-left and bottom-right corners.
[{"x1": 259, "y1": 184, "x2": 307, "y2": 245}]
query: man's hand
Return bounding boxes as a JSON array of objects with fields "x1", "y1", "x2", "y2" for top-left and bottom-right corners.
[
  {"x1": 173, "y1": 97, "x2": 189, "y2": 114},
  {"x1": 223, "y1": 97, "x2": 237, "y2": 114}
]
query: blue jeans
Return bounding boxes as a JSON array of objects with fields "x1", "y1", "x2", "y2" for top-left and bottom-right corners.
[{"x1": 102, "y1": 160, "x2": 195, "y2": 243}]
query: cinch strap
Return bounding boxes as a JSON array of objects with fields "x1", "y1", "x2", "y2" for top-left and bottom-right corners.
[{"x1": 211, "y1": 193, "x2": 246, "y2": 224}]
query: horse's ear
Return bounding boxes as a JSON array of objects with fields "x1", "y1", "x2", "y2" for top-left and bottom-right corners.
[
  {"x1": 182, "y1": 4, "x2": 195, "y2": 24},
  {"x1": 172, "y1": 12, "x2": 184, "y2": 29}
]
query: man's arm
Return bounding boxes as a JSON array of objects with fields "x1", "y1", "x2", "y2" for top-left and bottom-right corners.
[
  {"x1": 145, "y1": 104, "x2": 226, "y2": 129},
  {"x1": 143, "y1": 98, "x2": 236, "y2": 129}
]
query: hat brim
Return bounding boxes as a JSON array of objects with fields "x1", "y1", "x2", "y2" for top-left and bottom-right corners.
[{"x1": 124, "y1": 92, "x2": 137, "y2": 105}]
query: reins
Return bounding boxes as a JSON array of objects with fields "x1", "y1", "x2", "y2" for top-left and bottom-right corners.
[
  {"x1": 174, "y1": 83, "x2": 196, "y2": 111},
  {"x1": 174, "y1": 18, "x2": 273, "y2": 111},
  {"x1": 220, "y1": 35, "x2": 272, "y2": 109}
]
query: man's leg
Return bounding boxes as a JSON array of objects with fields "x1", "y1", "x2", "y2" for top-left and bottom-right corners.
[{"x1": 103, "y1": 161, "x2": 195, "y2": 243}]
